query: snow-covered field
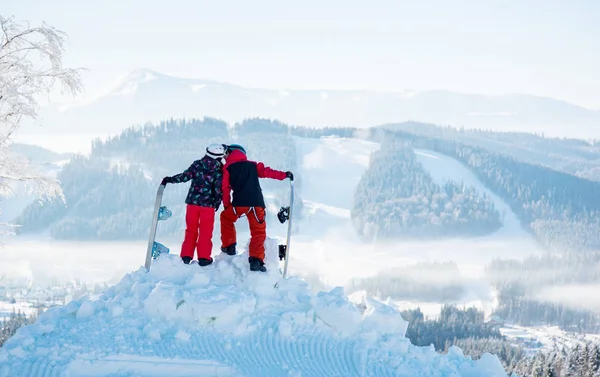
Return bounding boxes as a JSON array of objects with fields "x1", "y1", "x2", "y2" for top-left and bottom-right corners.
[{"x1": 0, "y1": 243, "x2": 507, "y2": 377}]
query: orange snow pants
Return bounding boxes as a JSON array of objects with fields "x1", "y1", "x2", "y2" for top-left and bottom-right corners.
[
  {"x1": 220, "y1": 206, "x2": 267, "y2": 261},
  {"x1": 181, "y1": 204, "x2": 215, "y2": 260}
]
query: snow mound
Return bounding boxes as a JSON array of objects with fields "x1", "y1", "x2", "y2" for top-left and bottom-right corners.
[{"x1": 0, "y1": 243, "x2": 507, "y2": 377}]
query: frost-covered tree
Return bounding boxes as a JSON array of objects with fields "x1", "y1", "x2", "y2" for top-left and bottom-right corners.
[
  {"x1": 0, "y1": 14, "x2": 82, "y2": 234},
  {"x1": 0, "y1": 309, "x2": 38, "y2": 347}
]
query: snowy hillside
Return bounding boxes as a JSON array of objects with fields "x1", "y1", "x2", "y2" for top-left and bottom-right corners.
[
  {"x1": 413, "y1": 149, "x2": 529, "y2": 238},
  {"x1": 291, "y1": 136, "x2": 379, "y2": 235},
  {"x1": 413, "y1": 148, "x2": 543, "y2": 255},
  {"x1": 20, "y1": 68, "x2": 600, "y2": 140},
  {"x1": 0, "y1": 242, "x2": 507, "y2": 377}
]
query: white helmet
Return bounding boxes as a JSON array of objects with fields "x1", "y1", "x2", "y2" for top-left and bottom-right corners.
[{"x1": 206, "y1": 143, "x2": 226, "y2": 159}]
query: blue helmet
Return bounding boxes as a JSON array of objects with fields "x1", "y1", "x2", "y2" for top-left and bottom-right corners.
[{"x1": 227, "y1": 143, "x2": 246, "y2": 155}]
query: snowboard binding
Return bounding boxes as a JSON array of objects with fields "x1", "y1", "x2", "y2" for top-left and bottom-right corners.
[
  {"x1": 157, "y1": 206, "x2": 172, "y2": 221},
  {"x1": 278, "y1": 244, "x2": 287, "y2": 260},
  {"x1": 277, "y1": 206, "x2": 290, "y2": 224},
  {"x1": 152, "y1": 241, "x2": 170, "y2": 259}
]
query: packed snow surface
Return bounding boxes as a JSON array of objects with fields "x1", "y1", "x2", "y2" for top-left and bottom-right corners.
[{"x1": 0, "y1": 242, "x2": 506, "y2": 377}]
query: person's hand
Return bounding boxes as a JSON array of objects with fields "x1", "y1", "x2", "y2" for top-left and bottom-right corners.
[
  {"x1": 285, "y1": 171, "x2": 294, "y2": 181},
  {"x1": 161, "y1": 177, "x2": 172, "y2": 186}
]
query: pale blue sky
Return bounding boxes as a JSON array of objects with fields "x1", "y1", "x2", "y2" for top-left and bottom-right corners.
[{"x1": 4, "y1": 0, "x2": 600, "y2": 109}]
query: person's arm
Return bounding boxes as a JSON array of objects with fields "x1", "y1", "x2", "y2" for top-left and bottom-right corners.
[
  {"x1": 221, "y1": 167, "x2": 231, "y2": 207},
  {"x1": 169, "y1": 161, "x2": 199, "y2": 183},
  {"x1": 212, "y1": 167, "x2": 224, "y2": 209},
  {"x1": 256, "y1": 162, "x2": 288, "y2": 180}
]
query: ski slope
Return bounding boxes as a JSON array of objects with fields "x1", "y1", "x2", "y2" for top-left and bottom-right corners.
[
  {"x1": 413, "y1": 148, "x2": 543, "y2": 259},
  {"x1": 275, "y1": 136, "x2": 386, "y2": 285},
  {"x1": 414, "y1": 149, "x2": 529, "y2": 237},
  {"x1": 285, "y1": 135, "x2": 379, "y2": 238},
  {"x1": 294, "y1": 135, "x2": 377, "y2": 210},
  {"x1": 0, "y1": 242, "x2": 507, "y2": 377}
]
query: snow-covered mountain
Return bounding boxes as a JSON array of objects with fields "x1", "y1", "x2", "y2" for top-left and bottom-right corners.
[
  {"x1": 25, "y1": 68, "x2": 600, "y2": 139},
  {"x1": 0, "y1": 243, "x2": 507, "y2": 377}
]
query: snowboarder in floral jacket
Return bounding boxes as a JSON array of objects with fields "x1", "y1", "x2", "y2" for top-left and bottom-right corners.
[
  {"x1": 220, "y1": 143, "x2": 293, "y2": 272},
  {"x1": 161, "y1": 143, "x2": 226, "y2": 266}
]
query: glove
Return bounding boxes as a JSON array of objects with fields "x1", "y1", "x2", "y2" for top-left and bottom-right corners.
[
  {"x1": 161, "y1": 176, "x2": 172, "y2": 186},
  {"x1": 286, "y1": 171, "x2": 294, "y2": 181}
]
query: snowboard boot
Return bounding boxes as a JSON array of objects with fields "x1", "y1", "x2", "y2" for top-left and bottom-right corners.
[
  {"x1": 221, "y1": 243, "x2": 236, "y2": 256},
  {"x1": 181, "y1": 256, "x2": 192, "y2": 264},
  {"x1": 248, "y1": 257, "x2": 267, "y2": 272},
  {"x1": 198, "y1": 258, "x2": 213, "y2": 267}
]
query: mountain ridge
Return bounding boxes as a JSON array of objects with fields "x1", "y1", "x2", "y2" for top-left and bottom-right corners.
[
  {"x1": 22, "y1": 67, "x2": 600, "y2": 139},
  {"x1": 84, "y1": 68, "x2": 599, "y2": 111}
]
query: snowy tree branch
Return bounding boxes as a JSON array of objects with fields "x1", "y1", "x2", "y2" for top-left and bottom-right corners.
[{"x1": 0, "y1": 14, "x2": 83, "y2": 236}]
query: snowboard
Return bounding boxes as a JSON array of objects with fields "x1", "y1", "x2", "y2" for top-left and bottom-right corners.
[
  {"x1": 276, "y1": 179, "x2": 295, "y2": 279},
  {"x1": 144, "y1": 183, "x2": 173, "y2": 271}
]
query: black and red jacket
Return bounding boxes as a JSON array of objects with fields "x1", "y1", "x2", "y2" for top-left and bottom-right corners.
[{"x1": 222, "y1": 149, "x2": 287, "y2": 208}]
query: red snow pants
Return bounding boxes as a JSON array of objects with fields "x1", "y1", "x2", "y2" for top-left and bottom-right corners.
[
  {"x1": 220, "y1": 206, "x2": 266, "y2": 261},
  {"x1": 181, "y1": 204, "x2": 215, "y2": 260}
]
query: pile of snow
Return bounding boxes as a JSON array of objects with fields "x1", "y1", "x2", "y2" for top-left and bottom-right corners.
[{"x1": 0, "y1": 242, "x2": 507, "y2": 377}]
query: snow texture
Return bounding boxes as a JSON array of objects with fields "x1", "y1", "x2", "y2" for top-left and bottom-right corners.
[{"x1": 0, "y1": 243, "x2": 507, "y2": 377}]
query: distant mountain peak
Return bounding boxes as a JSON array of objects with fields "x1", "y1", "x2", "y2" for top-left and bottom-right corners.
[
  {"x1": 44, "y1": 68, "x2": 600, "y2": 139},
  {"x1": 121, "y1": 68, "x2": 162, "y2": 83},
  {"x1": 108, "y1": 68, "x2": 162, "y2": 96}
]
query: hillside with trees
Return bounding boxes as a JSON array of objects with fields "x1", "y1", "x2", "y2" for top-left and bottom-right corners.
[
  {"x1": 369, "y1": 125, "x2": 600, "y2": 252},
  {"x1": 15, "y1": 118, "x2": 303, "y2": 240},
  {"x1": 351, "y1": 138, "x2": 502, "y2": 240},
  {"x1": 485, "y1": 251, "x2": 600, "y2": 334},
  {"x1": 381, "y1": 122, "x2": 600, "y2": 182},
  {"x1": 403, "y1": 305, "x2": 600, "y2": 376},
  {"x1": 366, "y1": 123, "x2": 600, "y2": 341}
]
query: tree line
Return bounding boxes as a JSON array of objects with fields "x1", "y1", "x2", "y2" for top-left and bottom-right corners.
[
  {"x1": 1, "y1": 310, "x2": 38, "y2": 347},
  {"x1": 347, "y1": 261, "x2": 465, "y2": 302}
]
